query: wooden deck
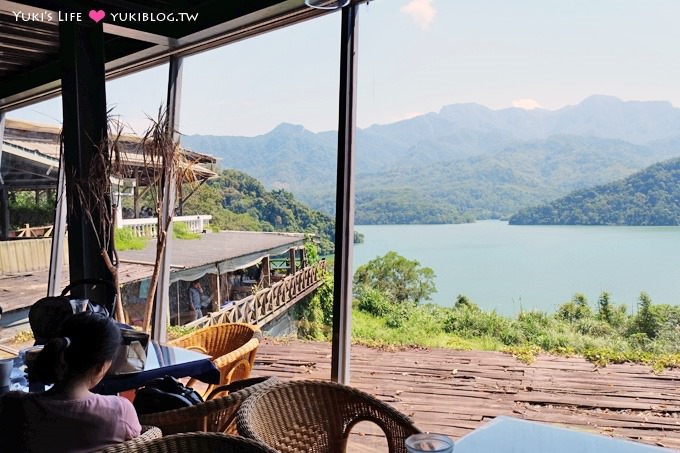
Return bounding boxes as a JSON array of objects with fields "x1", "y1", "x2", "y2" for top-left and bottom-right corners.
[{"x1": 253, "y1": 339, "x2": 680, "y2": 450}]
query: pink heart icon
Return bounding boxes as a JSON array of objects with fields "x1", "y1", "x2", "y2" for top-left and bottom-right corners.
[{"x1": 89, "y1": 9, "x2": 105, "y2": 23}]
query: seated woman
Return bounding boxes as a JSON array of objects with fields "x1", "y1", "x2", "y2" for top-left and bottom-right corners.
[{"x1": 0, "y1": 312, "x2": 141, "y2": 452}]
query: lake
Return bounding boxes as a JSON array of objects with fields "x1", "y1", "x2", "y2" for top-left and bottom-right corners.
[{"x1": 352, "y1": 221, "x2": 680, "y2": 316}]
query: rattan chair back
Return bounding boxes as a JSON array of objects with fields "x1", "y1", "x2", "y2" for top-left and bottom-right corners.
[
  {"x1": 99, "y1": 432, "x2": 278, "y2": 453},
  {"x1": 97, "y1": 426, "x2": 162, "y2": 452},
  {"x1": 237, "y1": 380, "x2": 422, "y2": 453},
  {"x1": 138, "y1": 376, "x2": 279, "y2": 435},
  {"x1": 169, "y1": 323, "x2": 261, "y2": 396}
]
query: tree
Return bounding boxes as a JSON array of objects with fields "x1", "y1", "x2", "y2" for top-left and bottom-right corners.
[
  {"x1": 353, "y1": 251, "x2": 436, "y2": 304},
  {"x1": 631, "y1": 292, "x2": 660, "y2": 339},
  {"x1": 556, "y1": 293, "x2": 592, "y2": 323},
  {"x1": 597, "y1": 291, "x2": 613, "y2": 324}
]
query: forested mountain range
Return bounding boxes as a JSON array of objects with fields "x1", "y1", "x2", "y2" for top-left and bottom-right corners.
[
  {"x1": 182, "y1": 96, "x2": 680, "y2": 224},
  {"x1": 509, "y1": 158, "x2": 680, "y2": 225}
]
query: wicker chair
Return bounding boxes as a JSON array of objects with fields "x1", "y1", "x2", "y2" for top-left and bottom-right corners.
[
  {"x1": 98, "y1": 432, "x2": 278, "y2": 453},
  {"x1": 97, "y1": 426, "x2": 162, "y2": 453},
  {"x1": 169, "y1": 323, "x2": 261, "y2": 396},
  {"x1": 236, "y1": 380, "x2": 422, "y2": 453},
  {"x1": 138, "y1": 376, "x2": 279, "y2": 435}
]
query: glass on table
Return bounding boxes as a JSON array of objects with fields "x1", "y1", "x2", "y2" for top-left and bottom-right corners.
[
  {"x1": 69, "y1": 298, "x2": 89, "y2": 313},
  {"x1": 406, "y1": 433, "x2": 454, "y2": 453}
]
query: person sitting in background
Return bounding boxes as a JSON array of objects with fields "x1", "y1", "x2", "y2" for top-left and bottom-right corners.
[{"x1": 0, "y1": 312, "x2": 141, "y2": 452}]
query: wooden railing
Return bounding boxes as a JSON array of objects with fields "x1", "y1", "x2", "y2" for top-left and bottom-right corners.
[
  {"x1": 10, "y1": 224, "x2": 53, "y2": 238},
  {"x1": 118, "y1": 215, "x2": 212, "y2": 238},
  {"x1": 186, "y1": 260, "x2": 327, "y2": 329}
]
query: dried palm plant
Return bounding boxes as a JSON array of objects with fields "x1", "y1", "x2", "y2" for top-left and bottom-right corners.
[
  {"x1": 139, "y1": 107, "x2": 202, "y2": 333},
  {"x1": 65, "y1": 111, "x2": 129, "y2": 321}
]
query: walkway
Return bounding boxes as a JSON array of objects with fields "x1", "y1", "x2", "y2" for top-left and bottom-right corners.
[{"x1": 254, "y1": 339, "x2": 680, "y2": 450}]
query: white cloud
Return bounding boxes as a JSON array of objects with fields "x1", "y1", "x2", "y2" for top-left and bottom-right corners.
[
  {"x1": 400, "y1": 0, "x2": 436, "y2": 31},
  {"x1": 512, "y1": 99, "x2": 543, "y2": 110}
]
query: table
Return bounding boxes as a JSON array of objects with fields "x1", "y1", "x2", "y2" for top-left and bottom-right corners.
[
  {"x1": 7, "y1": 342, "x2": 220, "y2": 395},
  {"x1": 454, "y1": 416, "x2": 673, "y2": 453}
]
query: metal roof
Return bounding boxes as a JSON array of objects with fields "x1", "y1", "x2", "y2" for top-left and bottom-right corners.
[
  {"x1": 119, "y1": 230, "x2": 306, "y2": 283},
  {"x1": 1, "y1": 118, "x2": 218, "y2": 189},
  {"x1": 0, "y1": 0, "x2": 339, "y2": 111}
]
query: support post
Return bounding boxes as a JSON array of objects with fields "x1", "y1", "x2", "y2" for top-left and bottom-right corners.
[
  {"x1": 133, "y1": 180, "x2": 140, "y2": 218},
  {"x1": 59, "y1": 21, "x2": 113, "y2": 305},
  {"x1": 152, "y1": 55, "x2": 183, "y2": 342},
  {"x1": 0, "y1": 187, "x2": 8, "y2": 241},
  {"x1": 0, "y1": 112, "x2": 7, "y2": 240},
  {"x1": 47, "y1": 153, "x2": 67, "y2": 296},
  {"x1": 331, "y1": 4, "x2": 359, "y2": 385},
  {"x1": 262, "y1": 256, "x2": 271, "y2": 287},
  {"x1": 288, "y1": 248, "x2": 297, "y2": 275},
  {"x1": 215, "y1": 265, "x2": 221, "y2": 312}
]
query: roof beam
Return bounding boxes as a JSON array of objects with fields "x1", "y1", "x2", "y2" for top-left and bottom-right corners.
[{"x1": 103, "y1": 23, "x2": 178, "y2": 47}]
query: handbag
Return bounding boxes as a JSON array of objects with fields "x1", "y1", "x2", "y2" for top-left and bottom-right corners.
[{"x1": 133, "y1": 375, "x2": 204, "y2": 414}]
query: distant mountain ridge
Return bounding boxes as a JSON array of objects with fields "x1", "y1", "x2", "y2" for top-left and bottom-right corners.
[
  {"x1": 182, "y1": 95, "x2": 680, "y2": 224},
  {"x1": 509, "y1": 158, "x2": 680, "y2": 226}
]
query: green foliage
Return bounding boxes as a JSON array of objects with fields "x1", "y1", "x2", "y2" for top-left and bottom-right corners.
[
  {"x1": 354, "y1": 192, "x2": 474, "y2": 224},
  {"x1": 629, "y1": 292, "x2": 661, "y2": 339},
  {"x1": 443, "y1": 305, "x2": 511, "y2": 341},
  {"x1": 8, "y1": 190, "x2": 55, "y2": 229},
  {"x1": 357, "y1": 288, "x2": 392, "y2": 317},
  {"x1": 597, "y1": 291, "x2": 613, "y2": 323},
  {"x1": 351, "y1": 289, "x2": 680, "y2": 371},
  {"x1": 304, "y1": 237, "x2": 320, "y2": 265},
  {"x1": 510, "y1": 158, "x2": 680, "y2": 226},
  {"x1": 454, "y1": 294, "x2": 478, "y2": 310},
  {"x1": 167, "y1": 324, "x2": 196, "y2": 341},
  {"x1": 172, "y1": 222, "x2": 201, "y2": 240},
  {"x1": 556, "y1": 293, "x2": 592, "y2": 323},
  {"x1": 114, "y1": 227, "x2": 148, "y2": 251},
  {"x1": 182, "y1": 169, "x2": 335, "y2": 254},
  {"x1": 354, "y1": 231, "x2": 365, "y2": 244},
  {"x1": 353, "y1": 251, "x2": 436, "y2": 304},
  {"x1": 293, "y1": 271, "x2": 334, "y2": 339}
]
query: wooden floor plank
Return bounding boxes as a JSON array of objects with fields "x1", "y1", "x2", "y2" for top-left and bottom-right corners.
[{"x1": 253, "y1": 339, "x2": 680, "y2": 450}]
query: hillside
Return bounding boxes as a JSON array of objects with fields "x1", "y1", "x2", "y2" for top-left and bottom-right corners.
[
  {"x1": 509, "y1": 158, "x2": 680, "y2": 225},
  {"x1": 182, "y1": 96, "x2": 680, "y2": 224},
  {"x1": 181, "y1": 169, "x2": 335, "y2": 253}
]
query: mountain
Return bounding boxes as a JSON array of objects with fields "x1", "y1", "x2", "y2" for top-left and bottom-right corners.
[
  {"x1": 181, "y1": 96, "x2": 680, "y2": 223},
  {"x1": 181, "y1": 169, "x2": 336, "y2": 253},
  {"x1": 509, "y1": 158, "x2": 680, "y2": 225}
]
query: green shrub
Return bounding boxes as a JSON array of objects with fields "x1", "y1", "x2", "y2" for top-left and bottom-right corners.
[
  {"x1": 173, "y1": 222, "x2": 201, "y2": 240},
  {"x1": 556, "y1": 293, "x2": 593, "y2": 323},
  {"x1": 357, "y1": 288, "x2": 392, "y2": 317}
]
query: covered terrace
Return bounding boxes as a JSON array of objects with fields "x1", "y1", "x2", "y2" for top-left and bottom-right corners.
[{"x1": 0, "y1": 0, "x2": 358, "y2": 382}]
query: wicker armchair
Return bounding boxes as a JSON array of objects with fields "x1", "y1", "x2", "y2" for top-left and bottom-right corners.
[
  {"x1": 98, "y1": 432, "x2": 277, "y2": 453},
  {"x1": 97, "y1": 426, "x2": 162, "y2": 453},
  {"x1": 169, "y1": 323, "x2": 261, "y2": 396},
  {"x1": 138, "y1": 376, "x2": 278, "y2": 435},
  {"x1": 236, "y1": 380, "x2": 422, "y2": 453}
]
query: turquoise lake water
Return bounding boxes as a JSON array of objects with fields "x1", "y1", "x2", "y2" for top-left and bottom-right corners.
[{"x1": 352, "y1": 221, "x2": 680, "y2": 316}]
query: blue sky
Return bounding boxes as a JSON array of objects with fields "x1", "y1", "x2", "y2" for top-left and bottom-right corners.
[{"x1": 12, "y1": 0, "x2": 680, "y2": 136}]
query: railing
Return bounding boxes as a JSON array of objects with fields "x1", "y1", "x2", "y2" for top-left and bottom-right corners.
[
  {"x1": 186, "y1": 260, "x2": 327, "y2": 329},
  {"x1": 10, "y1": 224, "x2": 53, "y2": 238},
  {"x1": 118, "y1": 215, "x2": 212, "y2": 238}
]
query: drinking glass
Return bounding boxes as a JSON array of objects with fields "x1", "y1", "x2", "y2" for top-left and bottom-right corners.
[
  {"x1": 70, "y1": 298, "x2": 89, "y2": 313},
  {"x1": 406, "y1": 433, "x2": 454, "y2": 453}
]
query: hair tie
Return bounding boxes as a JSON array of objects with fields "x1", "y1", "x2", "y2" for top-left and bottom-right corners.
[{"x1": 63, "y1": 337, "x2": 71, "y2": 349}]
